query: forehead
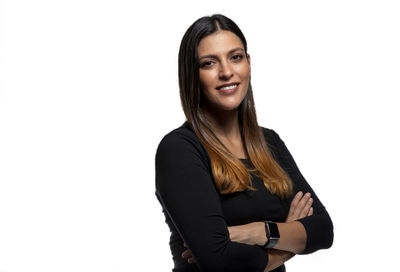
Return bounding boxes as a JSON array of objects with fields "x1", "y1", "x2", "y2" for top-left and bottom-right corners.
[{"x1": 197, "y1": 30, "x2": 244, "y2": 57}]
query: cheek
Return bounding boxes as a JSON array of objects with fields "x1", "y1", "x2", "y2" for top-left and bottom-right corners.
[
  {"x1": 199, "y1": 71, "x2": 218, "y2": 89},
  {"x1": 199, "y1": 76, "x2": 213, "y2": 100},
  {"x1": 240, "y1": 66, "x2": 251, "y2": 80}
]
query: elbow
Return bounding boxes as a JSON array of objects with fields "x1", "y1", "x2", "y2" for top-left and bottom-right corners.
[
  {"x1": 194, "y1": 242, "x2": 268, "y2": 272},
  {"x1": 298, "y1": 212, "x2": 334, "y2": 254},
  {"x1": 199, "y1": 262, "x2": 233, "y2": 272},
  {"x1": 199, "y1": 258, "x2": 267, "y2": 272},
  {"x1": 324, "y1": 215, "x2": 334, "y2": 249},
  {"x1": 196, "y1": 256, "x2": 238, "y2": 272},
  {"x1": 316, "y1": 212, "x2": 334, "y2": 250},
  {"x1": 196, "y1": 255, "x2": 249, "y2": 272}
]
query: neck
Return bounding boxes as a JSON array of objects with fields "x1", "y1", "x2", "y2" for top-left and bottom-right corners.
[{"x1": 202, "y1": 104, "x2": 241, "y2": 141}]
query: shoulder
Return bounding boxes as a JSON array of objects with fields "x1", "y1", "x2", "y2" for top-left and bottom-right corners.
[
  {"x1": 259, "y1": 126, "x2": 276, "y2": 139},
  {"x1": 157, "y1": 121, "x2": 200, "y2": 150},
  {"x1": 259, "y1": 126, "x2": 289, "y2": 161},
  {"x1": 259, "y1": 126, "x2": 281, "y2": 146},
  {"x1": 156, "y1": 121, "x2": 209, "y2": 162}
]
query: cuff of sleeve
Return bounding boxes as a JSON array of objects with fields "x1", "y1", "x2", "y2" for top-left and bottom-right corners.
[
  {"x1": 296, "y1": 212, "x2": 334, "y2": 254},
  {"x1": 256, "y1": 246, "x2": 269, "y2": 272}
]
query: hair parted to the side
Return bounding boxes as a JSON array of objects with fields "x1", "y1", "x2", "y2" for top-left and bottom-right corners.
[{"x1": 178, "y1": 14, "x2": 293, "y2": 199}]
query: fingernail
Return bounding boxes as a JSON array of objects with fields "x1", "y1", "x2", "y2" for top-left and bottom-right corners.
[
  {"x1": 309, "y1": 198, "x2": 313, "y2": 202},
  {"x1": 297, "y1": 191, "x2": 303, "y2": 197}
]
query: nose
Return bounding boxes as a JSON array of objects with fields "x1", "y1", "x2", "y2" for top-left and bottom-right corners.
[{"x1": 218, "y1": 60, "x2": 233, "y2": 80}]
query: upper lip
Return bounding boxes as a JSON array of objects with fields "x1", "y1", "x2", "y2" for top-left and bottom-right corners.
[{"x1": 216, "y1": 82, "x2": 240, "y2": 89}]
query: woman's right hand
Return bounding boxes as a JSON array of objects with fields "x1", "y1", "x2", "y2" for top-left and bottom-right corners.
[
  {"x1": 285, "y1": 191, "x2": 313, "y2": 222},
  {"x1": 181, "y1": 243, "x2": 196, "y2": 264}
]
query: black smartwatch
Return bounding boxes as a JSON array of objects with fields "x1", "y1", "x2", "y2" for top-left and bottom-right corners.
[{"x1": 263, "y1": 221, "x2": 280, "y2": 248}]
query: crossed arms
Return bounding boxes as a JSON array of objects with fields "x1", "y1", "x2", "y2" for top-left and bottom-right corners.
[{"x1": 182, "y1": 191, "x2": 314, "y2": 272}]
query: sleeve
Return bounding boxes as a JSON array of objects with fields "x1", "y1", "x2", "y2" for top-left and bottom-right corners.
[
  {"x1": 269, "y1": 129, "x2": 334, "y2": 254},
  {"x1": 155, "y1": 132, "x2": 269, "y2": 272}
]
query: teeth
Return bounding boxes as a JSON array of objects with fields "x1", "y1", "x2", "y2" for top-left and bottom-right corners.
[{"x1": 219, "y1": 84, "x2": 237, "y2": 90}]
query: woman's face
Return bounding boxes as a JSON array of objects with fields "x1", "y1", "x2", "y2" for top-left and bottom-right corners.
[{"x1": 198, "y1": 30, "x2": 251, "y2": 112}]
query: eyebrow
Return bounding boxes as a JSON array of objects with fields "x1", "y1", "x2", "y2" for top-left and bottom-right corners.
[{"x1": 199, "y1": 48, "x2": 245, "y2": 60}]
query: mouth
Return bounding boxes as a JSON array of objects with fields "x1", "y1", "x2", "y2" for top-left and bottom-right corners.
[{"x1": 216, "y1": 83, "x2": 240, "y2": 94}]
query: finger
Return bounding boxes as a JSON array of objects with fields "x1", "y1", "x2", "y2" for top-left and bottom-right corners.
[
  {"x1": 307, "y1": 207, "x2": 313, "y2": 216},
  {"x1": 288, "y1": 191, "x2": 303, "y2": 217},
  {"x1": 181, "y1": 249, "x2": 192, "y2": 259},
  {"x1": 300, "y1": 197, "x2": 313, "y2": 218},
  {"x1": 293, "y1": 192, "x2": 311, "y2": 217},
  {"x1": 188, "y1": 257, "x2": 196, "y2": 264},
  {"x1": 293, "y1": 193, "x2": 309, "y2": 217}
]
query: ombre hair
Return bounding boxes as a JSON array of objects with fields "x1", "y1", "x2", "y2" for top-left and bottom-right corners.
[{"x1": 178, "y1": 14, "x2": 293, "y2": 199}]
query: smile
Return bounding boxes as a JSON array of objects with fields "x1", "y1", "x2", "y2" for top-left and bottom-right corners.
[
  {"x1": 216, "y1": 83, "x2": 240, "y2": 94},
  {"x1": 217, "y1": 84, "x2": 238, "y2": 90}
]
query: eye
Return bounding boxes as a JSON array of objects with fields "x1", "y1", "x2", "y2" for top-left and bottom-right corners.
[
  {"x1": 200, "y1": 60, "x2": 214, "y2": 68},
  {"x1": 232, "y1": 54, "x2": 244, "y2": 61}
]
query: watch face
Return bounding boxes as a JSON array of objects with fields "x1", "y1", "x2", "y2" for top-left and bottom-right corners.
[{"x1": 269, "y1": 222, "x2": 280, "y2": 239}]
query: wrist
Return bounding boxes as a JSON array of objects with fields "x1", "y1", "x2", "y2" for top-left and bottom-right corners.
[
  {"x1": 254, "y1": 222, "x2": 268, "y2": 246},
  {"x1": 229, "y1": 223, "x2": 263, "y2": 245}
]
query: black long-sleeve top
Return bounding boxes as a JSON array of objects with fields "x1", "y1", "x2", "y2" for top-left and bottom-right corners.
[{"x1": 155, "y1": 121, "x2": 333, "y2": 272}]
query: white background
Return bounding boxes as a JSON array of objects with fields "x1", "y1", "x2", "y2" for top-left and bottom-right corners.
[{"x1": 1, "y1": 0, "x2": 399, "y2": 271}]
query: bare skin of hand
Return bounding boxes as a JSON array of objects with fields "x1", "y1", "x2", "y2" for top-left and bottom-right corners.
[
  {"x1": 263, "y1": 191, "x2": 313, "y2": 271},
  {"x1": 286, "y1": 191, "x2": 313, "y2": 222},
  {"x1": 181, "y1": 242, "x2": 196, "y2": 264},
  {"x1": 265, "y1": 248, "x2": 295, "y2": 272},
  {"x1": 181, "y1": 191, "x2": 313, "y2": 264}
]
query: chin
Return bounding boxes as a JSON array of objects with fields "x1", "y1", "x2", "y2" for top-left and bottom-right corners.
[
  {"x1": 215, "y1": 103, "x2": 242, "y2": 111},
  {"x1": 204, "y1": 95, "x2": 245, "y2": 112}
]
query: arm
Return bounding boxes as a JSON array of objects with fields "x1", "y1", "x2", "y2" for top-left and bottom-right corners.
[
  {"x1": 271, "y1": 191, "x2": 314, "y2": 254},
  {"x1": 226, "y1": 221, "x2": 306, "y2": 254},
  {"x1": 226, "y1": 223, "x2": 297, "y2": 272},
  {"x1": 216, "y1": 128, "x2": 333, "y2": 254},
  {"x1": 227, "y1": 190, "x2": 314, "y2": 253},
  {"x1": 225, "y1": 129, "x2": 334, "y2": 254},
  {"x1": 217, "y1": 128, "x2": 334, "y2": 254},
  {"x1": 183, "y1": 191, "x2": 313, "y2": 267},
  {"x1": 229, "y1": 190, "x2": 314, "y2": 271},
  {"x1": 267, "y1": 129, "x2": 334, "y2": 254},
  {"x1": 183, "y1": 244, "x2": 295, "y2": 272},
  {"x1": 265, "y1": 249, "x2": 295, "y2": 272},
  {"x1": 156, "y1": 132, "x2": 268, "y2": 272}
]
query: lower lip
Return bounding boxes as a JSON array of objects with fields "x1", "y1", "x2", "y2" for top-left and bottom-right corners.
[{"x1": 217, "y1": 84, "x2": 240, "y2": 94}]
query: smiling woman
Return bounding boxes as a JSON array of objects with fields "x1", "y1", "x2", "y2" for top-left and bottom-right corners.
[
  {"x1": 155, "y1": 14, "x2": 333, "y2": 272},
  {"x1": 198, "y1": 30, "x2": 250, "y2": 111}
]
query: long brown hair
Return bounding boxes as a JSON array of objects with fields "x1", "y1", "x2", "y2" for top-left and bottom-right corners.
[{"x1": 178, "y1": 14, "x2": 292, "y2": 199}]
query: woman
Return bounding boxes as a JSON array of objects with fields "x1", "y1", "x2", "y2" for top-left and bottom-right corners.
[{"x1": 155, "y1": 14, "x2": 333, "y2": 272}]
